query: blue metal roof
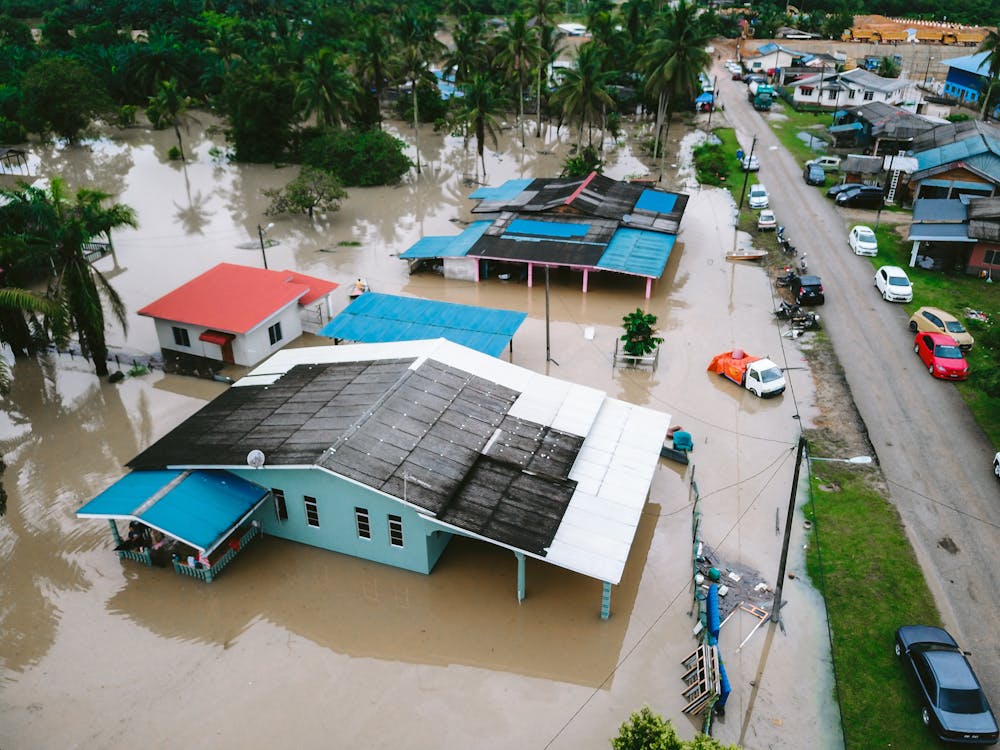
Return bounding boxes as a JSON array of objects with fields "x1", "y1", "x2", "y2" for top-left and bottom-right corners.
[
  {"x1": 636, "y1": 189, "x2": 678, "y2": 213},
  {"x1": 944, "y1": 52, "x2": 990, "y2": 76},
  {"x1": 913, "y1": 198, "x2": 967, "y2": 222},
  {"x1": 77, "y1": 470, "x2": 268, "y2": 553},
  {"x1": 907, "y1": 223, "x2": 974, "y2": 242},
  {"x1": 318, "y1": 292, "x2": 526, "y2": 357},
  {"x1": 507, "y1": 218, "x2": 590, "y2": 238},
  {"x1": 399, "y1": 221, "x2": 491, "y2": 259},
  {"x1": 598, "y1": 228, "x2": 676, "y2": 277},
  {"x1": 829, "y1": 122, "x2": 863, "y2": 133},
  {"x1": 468, "y1": 179, "x2": 533, "y2": 201},
  {"x1": 916, "y1": 135, "x2": 1000, "y2": 171}
]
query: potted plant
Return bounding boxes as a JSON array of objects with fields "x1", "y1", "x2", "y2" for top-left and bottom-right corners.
[{"x1": 620, "y1": 308, "x2": 663, "y2": 362}]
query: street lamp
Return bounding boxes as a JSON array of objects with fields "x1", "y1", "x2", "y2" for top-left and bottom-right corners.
[
  {"x1": 257, "y1": 222, "x2": 274, "y2": 269},
  {"x1": 923, "y1": 55, "x2": 936, "y2": 88}
]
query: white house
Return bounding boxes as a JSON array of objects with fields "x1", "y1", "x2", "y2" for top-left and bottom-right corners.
[
  {"x1": 138, "y1": 262, "x2": 338, "y2": 367},
  {"x1": 791, "y1": 68, "x2": 921, "y2": 113},
  {"x1": 741, "y1": 42, "x2": 804, "y2": 73}
]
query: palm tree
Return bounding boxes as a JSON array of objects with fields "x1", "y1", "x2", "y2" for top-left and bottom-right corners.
[
  {"x1": 877, "y1": 56, "x2": 900, "y2": 79},
  {"x1": 977, "y1": 30, "x2": 1000, "y2": 120},
  {"x1": 296, "y1": 48, "x2": 358, "y2": 129},
  {"x1": 443, "y1": 12, "x2": 491, "y2": 87},
  {"x1": 639, "y1": 0, "x2": 711, "y2": 173},
  {"x1": 495, "y1": 12, "x2": 545, "y2": 148},
  {"x1": 522, "y1": 0, "x2": 560, "y2": 137},
  {"x1": 455, "y1": 74, "x2": 509, "y2": 182},
  {"x1": 0, "y1": 179, "x2": 137, "y2": 378},
  {"x1": 551, "y1": 43, "x2": 615, "y2": 148},
  {"x1": 394, "y1": 10, "x2": 444, "y2": 176},
  {"x1": 148, "y1": 79, "x2": 195, "y2": 161},
  {"x1": 354, "y1": 17, "x2": 395, "y2": 129}
]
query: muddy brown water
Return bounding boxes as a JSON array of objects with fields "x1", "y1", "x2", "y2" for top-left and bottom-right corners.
[{"x1": 0, "y1": 116, "x2": 841, "y2": 748}]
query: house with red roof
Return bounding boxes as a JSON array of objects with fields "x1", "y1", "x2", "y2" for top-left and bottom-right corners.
[{"x1": 138, "y1": 263, "x2": 338, "y2": 367}]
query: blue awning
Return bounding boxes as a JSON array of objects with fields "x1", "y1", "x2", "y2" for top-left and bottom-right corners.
[
  {"x1": 77, "y1": 470, "x2": 269, "y2": 554},
  {"x1": 318, "y1": 292, "x2": 526, "y2": 357},
  {"x1": 399, "y1": 221, "x2": 491, "y2": 259},
  {"x1": 598, "y1": 228, "x2": 676, "y2": 277},
  {"x1": 829, "y1": 122, "x2": 863, "y2": 133}
]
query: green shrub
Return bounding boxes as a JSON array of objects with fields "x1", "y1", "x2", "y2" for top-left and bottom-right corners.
[
  {"x1": 301, "y1": 128, "x2": 413, "y2": 186},
  {"x1": 561, "y1": 144, "x2": 602, "y2": 177},
  {"x1": 693, "y1": 141, "x2": 729, "y2": 186},
  {"x1": 0, "y1": 116, "x2": 26, "y2": 143},
  {"x1": 395, "y1": 80, "x2": 450, "y2": 124}
]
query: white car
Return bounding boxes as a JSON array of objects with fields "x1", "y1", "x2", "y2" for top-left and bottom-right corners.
[
  {"x1": 848, "y1": 225, "x2": 878, "y2": 256},
  {"x1": 874, "y1": 265, "x2": 913, "y2": 302},
  {"x1": 748, "y1": 184, "x2": 769, "y2": 209},
  {"x1": 741, "y1": 154, "x2": 760, "y2": 171},
  {"x1": 757, "y1": 209, "x2": 777, "y2": 231},
  {"x1": 994, "y1": 452, "x2": 1000, "y2": 479}
]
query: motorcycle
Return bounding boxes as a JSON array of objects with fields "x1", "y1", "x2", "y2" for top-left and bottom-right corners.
[
  {"x1": 798, "y1": 254, "x2": 808, "y2": 272},
  {"x1": 777, "y1": 226, "x2": 797, "y2": 255},
  {"x1": 774, "y1": 300, "x2": 801, "y2": 319},
  {"x1": 789, "y1": 310, "x2": 821, "y2": 330},
  {"x1": 776, "y1": 267, "x2": 796, "y2": 288}
]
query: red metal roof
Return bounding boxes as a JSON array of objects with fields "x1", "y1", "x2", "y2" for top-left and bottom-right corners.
[{"x1": 138, "y1": 263, "x2": 338, "y2": 334}]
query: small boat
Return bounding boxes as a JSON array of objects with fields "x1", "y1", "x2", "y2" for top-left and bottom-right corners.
[
  {"x1": 349, "y1": 278, "x2": 370, "y2": 298},
  {"x1": 660, "y1": 444, "x2": 690, "y2": 464},
  {"x1": 725, "y1": 249, "x2": 767, "y2": 261}
]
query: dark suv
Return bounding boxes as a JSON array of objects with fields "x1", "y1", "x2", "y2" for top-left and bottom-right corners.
[
  {"x1": 803, "y1": 163, "x2": 825, "y2": 186},
  {"x1": 791, "y1": 274, "x2": 825, "y2": 305},
  {"x1": 835, "y1": 184, "x2": 884, "y2": 209}
]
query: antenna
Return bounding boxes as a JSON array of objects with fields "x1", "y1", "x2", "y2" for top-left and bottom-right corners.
[{"x1": 246, "y1": 449, "x2": 265, "y2": 469}]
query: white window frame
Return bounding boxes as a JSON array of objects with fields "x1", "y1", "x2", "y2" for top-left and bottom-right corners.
[
  {"x1": 388, "y1": 514, "x2": 404, "y2": 547},
  {"x1": 355, "y1": 507, "x2": 371, "y2": 540},
  {"x1": 304, "y1": 495, "x2": 319, "y2": 527}
]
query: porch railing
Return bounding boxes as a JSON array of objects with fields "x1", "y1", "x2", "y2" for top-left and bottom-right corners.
[{"x1": 171, "y1": 522, "x2": 262, "y2": 583}]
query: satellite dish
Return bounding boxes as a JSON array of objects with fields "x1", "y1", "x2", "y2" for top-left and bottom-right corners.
[{"x1": 246, "y1": 449, "x2": 266, "y2": 469}]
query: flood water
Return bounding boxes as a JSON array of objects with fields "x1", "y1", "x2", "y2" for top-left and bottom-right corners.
[{"x1": 0, "y1": 112, "x2": 841, "y2": 748}]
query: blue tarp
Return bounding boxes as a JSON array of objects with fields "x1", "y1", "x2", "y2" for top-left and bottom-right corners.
[
  {"x1": 468, "y1": 179, "x2": 533, "y2": 201},
  {"x1": 318, "y1": 292, "x2": 526, "y2": 357},
  {"x1": 598, "y1": 228, "x2": 676, "y2": 277},
  {"x1": 695, "y1": 92, "x2": 714, "y2": 104},
  {"x1": 636, "y1": 189, "x2": 679, "y2": 214},
  {"x1": 77, "y1": 470, "x2": 268, "y2": 553},
  {"x1": 507, "y1": 219, "x2": 590, "y2": 238}
]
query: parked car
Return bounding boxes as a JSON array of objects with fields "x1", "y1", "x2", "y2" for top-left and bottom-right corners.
[
  {"x1": 743, "y1": 73, "x2": 765, "y2": 85},
  {"x1": 741, "y1": 154, "x2": 760, "y2": 171},
  {"x1": 826, "y1": 182, "x2": 857, "y2": 198},
  {"x1": 731, "y1": 68, "x2": 743, "y2": 80},
  {"x1": 914, "y1": 333, "x2": 970, "y2": 380},
  {"x1": 848, "y1": 225, "x2": 878, "y2": 256},
  {"x1": 757, "y1": 209, "x2": 777, "y2": 231},
  {"x1": 803, "y1": 163, "x2": 826, "y2": 186},
  {"x1": 790, "y1": 274, "x2": 824, "y2": 305},
  {"x1": 807, "y1": 155, "x2": 842, "y2": 172},
  {"x1": 894, "y1": 625, "x2": 998, "y2": 744},
  {"x1": 748, "y1": 183, "x2": 769, "y2": 209},
  {"x1": 995, "y1": 452, "x2": 1000, "y2": 479},
  {"x1": 909, "y1": 307, "x2": 975, "y2": 351},
  {"x1": 836, "y1": 185, "x2": 884, "y2": 209},
  {"x1": 874, "y1": 265, "x2": 913, "y2": 302}
]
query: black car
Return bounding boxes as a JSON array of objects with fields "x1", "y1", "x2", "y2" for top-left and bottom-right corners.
[
  {"x1": 835, "y1": 184, "x2": 884, "y2": 209},
  {"x1": 803, "y1": 163, "x2": 826, "y2": 186},
  {"x1": 895, "y1": 626, "x2": 999, "y2": 745},
  {"x1": 826, "y1": 182, "x2": 857, "y2": 198},
  {"x1": 790, "y1": 274, "x2": 824, "y2": 305}
]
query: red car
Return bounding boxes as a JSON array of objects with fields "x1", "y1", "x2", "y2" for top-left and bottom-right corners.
[{"x1": 914, "y1": 332, "x2": 969, "y2": 380}]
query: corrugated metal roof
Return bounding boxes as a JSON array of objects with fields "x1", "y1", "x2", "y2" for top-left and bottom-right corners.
[
  {"x1": 399, "y1": 221, "x2": 491, "y2": 259},
  {"x1": 915, "y1": 133, "x2": 1000, "y2": 172},
  {"x1": 907, "y1": 223, "x2": 974, "y2": 242},
  {"x1": 944, "y1": 52, "x2": 990, "y2": 76},
  {"x1": 468, "y1": 179, "x2": 533, "y2": 201},
  {"x1": 125, "y1": 339, "x2": 669, "y2": 584},
  {"x1": 76, "y1": 470, "x2": 268, "y2": 553},
  {"x1": 317, "y1": 292, "x2": 526, "y2": 357},
  {"x1": 598, "y1": 228, "x2": 676, "y2": 277},
  {"x1": 137, "y1": 263, "x2": 338, "y2": 333},
  {"x1": 913, "y1": 199, "x2": 968, "y2": 222}
]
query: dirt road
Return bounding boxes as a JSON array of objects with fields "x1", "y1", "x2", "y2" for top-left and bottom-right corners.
[{"x1": 711, "y1": 58, "x2": 1000, "y2": 699}]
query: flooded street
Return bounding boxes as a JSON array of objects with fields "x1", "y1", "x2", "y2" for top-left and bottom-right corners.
[{"x1": 1, "y1": 115, "x2": 840, "y2": 748}]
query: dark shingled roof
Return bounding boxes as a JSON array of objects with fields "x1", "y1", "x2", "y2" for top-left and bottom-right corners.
[{"x1": 128, "y1": 357, "x2": 583, "y2": 556}]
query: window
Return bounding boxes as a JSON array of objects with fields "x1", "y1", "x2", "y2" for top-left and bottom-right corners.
[
  {"x1": 800, "y1": 86, "x2": 814, "y2": 96},
  {"x1": 268, "y1": 321, "x2": 283, "y2": 345},
  {"x1": 863, "y1": 91, "x2": 874, "y2": 101},
  {"x1": 172, "y1": 326, "x2": 190, "y2": 347},
  {"x1": 355, "y1": 507, "x2": 371, "y2": 539},
  {"x1": 984, "y1": 249, "x2": 1000, "y2": 266},
  {"x1": 273, "y1": 489, "x2": 287, "y2": 521},
  {"x1": 304, "y1": 495, "x2": 319, "y2": 527},
  {"x1": 826, "y1": 90, "x2": 836, "y2": 100},
  {"x1": 388, "y1": 514, "x2": 404, "y2": 547},
  {"x1": 848, "y1": 89, "x2": 856, "y2": 99}
]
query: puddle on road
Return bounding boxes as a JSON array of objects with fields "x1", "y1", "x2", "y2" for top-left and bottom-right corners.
[{"x1": 0, "y1": 115, "x2": 840, "y2": 749}]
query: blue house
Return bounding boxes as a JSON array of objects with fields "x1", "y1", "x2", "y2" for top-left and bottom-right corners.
[
  {"x1": 942, "y1": 52, "x2": 999, "y2": 117},
  {"x1": 77, "y1": 339, "x2": 671, "y2": 617}
]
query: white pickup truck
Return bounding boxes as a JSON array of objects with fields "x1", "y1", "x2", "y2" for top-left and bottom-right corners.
[{"x1": 708, "y1": 350, "x2": 786, "y2": 398}]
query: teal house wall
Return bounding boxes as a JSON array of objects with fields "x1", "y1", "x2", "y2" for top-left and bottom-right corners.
[{"x1": 230, "y1": 468, "x2": 452, "y2": 574}]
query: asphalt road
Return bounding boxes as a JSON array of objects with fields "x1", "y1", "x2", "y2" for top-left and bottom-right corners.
[{"x1": 713, "y1": 58, "x2": 1000, "y2": 700}]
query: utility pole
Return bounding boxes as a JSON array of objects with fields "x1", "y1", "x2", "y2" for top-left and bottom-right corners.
[
  {"x1": 737, "y1": 135, "x2": 758, "y2": 215},
  {"x1": 771, "y1": 435, "x2": 806, "y2": 623}
]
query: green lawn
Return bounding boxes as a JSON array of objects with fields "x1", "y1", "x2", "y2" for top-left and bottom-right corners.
[{"x1": 802, "y1": 429, "x2": 943, "y2": 750}]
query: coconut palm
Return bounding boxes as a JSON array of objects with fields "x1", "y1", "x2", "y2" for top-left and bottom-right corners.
[
  {"x1": 394, "y1": 9, "x2": 445, "y2": 176},
  {"x1": 639, "y1": 0, "x2": 711, "y2": 171},
  {"x1": 443, "y1": 12, "x2": 491, "y2": 87},
  {"x1": 147, "y1": 79, "x2": 195, "y2": 161},
  {"x1": 550, "y1": 43, "x2": 616, "y2": 148},
  {"x1": 0, "y1": 179, "x2": 137, "y2": 378},
  {"x1": 455, "y1": 74, "x2": 509, "y2": 182},
  {"x1": 522, "y1": 0, "x2": 560, "y2": 137},
  {"x1": 495, "y1": 12, "x2": 545, "y2": 148},
  {"x1": 354, "y1": 17, "x2": 396, "y2": 128},
  {"x1": 977, "y1": 29, "x2": 1000, "y2": 120},
  {"x1": 296, "y1": 48, "x2": 358, "y2": 129}
]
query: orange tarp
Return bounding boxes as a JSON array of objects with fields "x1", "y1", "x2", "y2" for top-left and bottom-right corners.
[{"x1": 707, "y1": 350, "x2": 760, "y2": 384}]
